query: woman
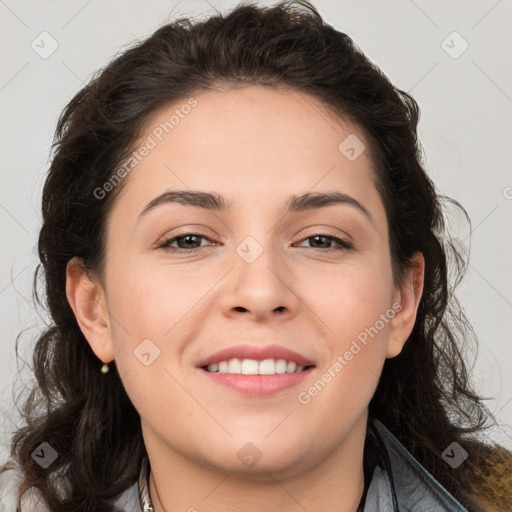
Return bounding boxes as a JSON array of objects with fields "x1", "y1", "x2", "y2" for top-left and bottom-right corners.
[{"x1": 1, "y1": 1, "x2": 511, "y2": 511}]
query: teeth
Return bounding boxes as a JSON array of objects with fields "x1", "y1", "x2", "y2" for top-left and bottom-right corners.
[
  {"x1": 241, "y1": 358, "x2": 259, "y2": 375},
  {"x1": 258, "y1": 359, "x2": 275, "y2": 375},
  {"x1": 206, "y1": 358, "x2": 309, "y2": 374},
  {"x1": 275, "y1": 359, "x2": 287, "y2": 374},
  {"x1": 228, "y1": 358, "x2": 242, "y2": 373}
]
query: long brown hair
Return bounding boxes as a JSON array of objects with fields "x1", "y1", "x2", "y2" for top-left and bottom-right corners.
[{"x1": 2, "y1": 1, "x2": 511, "y2": 511}]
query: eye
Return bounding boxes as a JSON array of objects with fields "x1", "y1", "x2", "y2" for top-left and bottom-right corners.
[
  {"x1": 157, "y1": 232, "x2": 354, "y2": 254},
  {"x1": 294, "y1": 233, "x2": 353, "y2": 251},
  {"x1": 158, "y1": 233, "x2": 214, "y2": 253}
]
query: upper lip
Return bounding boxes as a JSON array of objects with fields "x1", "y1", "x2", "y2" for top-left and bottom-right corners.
[{"x1": 196, "y1": 343, "x2": 316, "y2": 368}]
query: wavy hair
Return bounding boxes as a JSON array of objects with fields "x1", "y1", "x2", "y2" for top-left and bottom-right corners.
[{"x1": 2, "y1": 1, "x2": 511, "y2": 511}]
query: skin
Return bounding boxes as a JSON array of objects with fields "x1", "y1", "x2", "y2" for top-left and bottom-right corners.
[{"x1": 66, "y1": 85, "x2": 424, "y2": 512}]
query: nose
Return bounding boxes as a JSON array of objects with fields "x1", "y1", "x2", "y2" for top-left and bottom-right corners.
[{"x1": 220, "y1": 239, "x2": 300, "y2": 322}]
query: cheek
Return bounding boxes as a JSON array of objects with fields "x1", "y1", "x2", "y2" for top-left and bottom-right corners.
[
  {"x1": 106, "y1": 239, "x2": 394, "y2": 401},
  {"x1": 107, "y1": 244, "x2": 394, "y2": 364},
  {"x1": 301, "y1": 258, "x2": 394, "y2": 391},
  {"x1": 107, "y1": 258, "x2": 202, "y2": 339},
  {"x1": 297, "y1": 274, "x2": 391, "y2": 430},
  {"x1": 306, "y1": 257, "x2": 394, "y2": 335},
  {"x1": 105, "y1": 263, "x2": 195, "y2": 425}
]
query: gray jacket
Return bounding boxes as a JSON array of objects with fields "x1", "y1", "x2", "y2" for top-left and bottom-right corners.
[
  {"x1": 361, "y1": 417, "x2": 469, "y2": 511},
  {"x1": 0, "y1": 417, "x2": 470, "y2": 511}
]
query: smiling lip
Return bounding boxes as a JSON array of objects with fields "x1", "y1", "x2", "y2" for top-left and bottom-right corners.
[
  {"x1": 195, "y1": 343, "x2": 316, "y2": 368},
  {"x1": 200, "y1": 367, "x2": 315, "y2": 396}
]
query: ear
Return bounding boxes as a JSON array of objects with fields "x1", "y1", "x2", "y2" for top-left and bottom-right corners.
[
  {"x1": 65, "y1": 257, "x2": 115, "y2": 364},
  {"x1": 386, "y1": 251, "x2": 425, "y2": 358}
]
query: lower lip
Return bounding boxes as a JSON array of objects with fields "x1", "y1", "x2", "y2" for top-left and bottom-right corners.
[{"x1": 199, "y1": 367, "x2": 315, "y2": 396}]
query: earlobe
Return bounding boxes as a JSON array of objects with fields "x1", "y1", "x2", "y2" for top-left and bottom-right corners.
[
  {"x1": 65, "y1": 257, "x2": 115, "y2": 363},
  {"x1": 386, "y1": 251, "x2": 425, "y2": 358}
]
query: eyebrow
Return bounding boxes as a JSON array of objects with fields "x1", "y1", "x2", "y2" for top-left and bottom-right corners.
[{"x1": 137, "y1": 190, "x2": 373, "y2": 224}]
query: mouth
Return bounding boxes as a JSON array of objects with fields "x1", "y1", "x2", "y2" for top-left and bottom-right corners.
[
  {"x1": 201, "y1": 358, "x2": 315, "y2": 375},
  {"x1": 199, "y1": 363, "x2": 315, "y2": 396},
  {"x1": 196, "y1": 344, "x2": 316, "y2": 396},
  {"x1": 196, "y1": 343, "x2": 316, "y2": 371}
]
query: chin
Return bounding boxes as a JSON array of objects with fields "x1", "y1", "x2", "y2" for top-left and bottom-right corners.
[{"x1": 201, "y1": 441, "x2": 309, "y2": 479}]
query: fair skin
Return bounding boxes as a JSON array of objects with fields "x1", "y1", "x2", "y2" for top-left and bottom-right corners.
[{"x1": 66, "y1": 85, "x2": 424, "y2": 512}]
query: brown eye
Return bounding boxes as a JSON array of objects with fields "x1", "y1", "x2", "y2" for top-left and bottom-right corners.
[
  {"x1": 159, "y1": 233, "x2": 212, "y2": 253},
  {"x1": 295, "y1": 234, "x2": 353, "y2": 251}
]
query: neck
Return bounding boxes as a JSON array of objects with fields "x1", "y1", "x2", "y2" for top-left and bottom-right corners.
[{"x1": 145, "y1": 412, "x2": 368, "y2": 512}]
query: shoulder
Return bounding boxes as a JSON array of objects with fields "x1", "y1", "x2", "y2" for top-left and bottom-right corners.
[
  {"x1": 112, "y1": 479, "x2": 143, "y2": 511},
  {"x1": 0, "y1": 463, "x2": 143, "y2": 512},
  {"x1": 0, "y1": 465, "x2": 20, "y2": 512},
  {"x1": 0, "y1": 464, "x2": 50, "y2": 512},
  {"x1": 466, "y1": 440, "x2": 512, "y2": 512}
]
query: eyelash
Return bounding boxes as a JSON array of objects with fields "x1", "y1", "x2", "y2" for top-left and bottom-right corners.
[{"x1": 157, "y1": 232, "x2": 354, "y2": 254}]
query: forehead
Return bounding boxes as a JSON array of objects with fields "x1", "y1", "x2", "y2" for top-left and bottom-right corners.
[{"x1": 111, "y1": 85, "x2": 383, "y2": 220}]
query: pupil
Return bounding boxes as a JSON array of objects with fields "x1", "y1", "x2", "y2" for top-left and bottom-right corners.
[
  {"x1": 181, "y1": 235, "x2": 198, "y2": 248},
  {"x1": 313, "y1": 236, "x2": 328, "y2": 248}
]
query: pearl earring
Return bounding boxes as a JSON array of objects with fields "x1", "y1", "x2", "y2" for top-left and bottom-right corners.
[{"x1": 101, "y1": 363, "x2": 110, "y2": 374}]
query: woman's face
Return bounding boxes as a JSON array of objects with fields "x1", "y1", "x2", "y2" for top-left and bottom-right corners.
[{"x1": 69, "y1": 85, "x2": 423, "y2": 478}]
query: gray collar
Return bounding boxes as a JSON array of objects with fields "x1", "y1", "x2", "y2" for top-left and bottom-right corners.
[{"x1": 363, "y1": 418, "x2": 469, "y2": 511}]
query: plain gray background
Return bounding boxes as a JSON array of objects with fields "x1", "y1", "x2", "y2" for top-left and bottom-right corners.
[{"x1": 1, "y1": 0, "x2": 511, "y2": 464}]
